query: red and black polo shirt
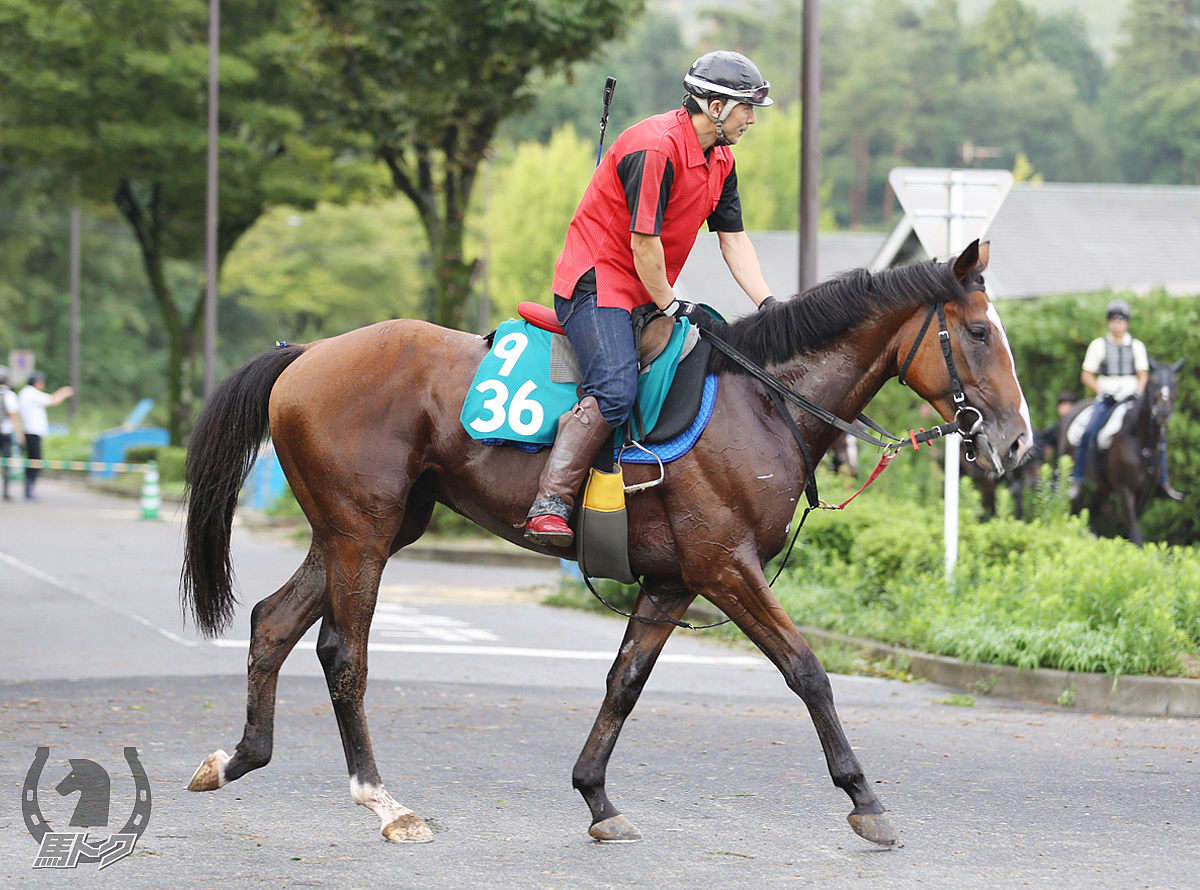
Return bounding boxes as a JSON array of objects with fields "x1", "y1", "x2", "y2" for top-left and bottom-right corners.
[{"x1": 552, "y1": 107, "x2": 744, "y2": 312}]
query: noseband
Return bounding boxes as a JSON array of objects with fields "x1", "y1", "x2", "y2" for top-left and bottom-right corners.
[{"x1": 896, "y1": 287, "x2": 985, "y2": 462}]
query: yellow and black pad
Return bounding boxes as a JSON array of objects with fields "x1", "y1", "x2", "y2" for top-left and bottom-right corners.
[{"x1": 576, "y1": 466, "x2": 635, "y2": 584}]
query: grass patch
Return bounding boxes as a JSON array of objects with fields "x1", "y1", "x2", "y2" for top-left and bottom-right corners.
[{"x1": 772, "y1": 477, "x2": 1200, "y2": 678}]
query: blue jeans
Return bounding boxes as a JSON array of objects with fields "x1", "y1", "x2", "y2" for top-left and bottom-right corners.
[
  {"x1": 555, "y1": 288, "x2": 638, "y2": 428},
  {"x1": 1073, "y1": 397, "x2": 1117, "y2": 482}
]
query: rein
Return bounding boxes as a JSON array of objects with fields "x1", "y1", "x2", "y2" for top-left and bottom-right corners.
[{"x1": 582, "y1": 292, "x2": 983, "y2": 630}]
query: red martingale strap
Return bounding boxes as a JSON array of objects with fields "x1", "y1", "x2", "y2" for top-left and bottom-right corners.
[{"x1": 833, "y1": 449, "x2": 899, "y2": 510}]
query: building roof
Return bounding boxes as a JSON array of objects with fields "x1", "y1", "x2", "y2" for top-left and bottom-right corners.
[
  {"x1": 871, "y1": 181, "x2": 1200, "y2": 299},
  {"x1": 675, "y1": 230, "x2": 887, "y2": 319}
]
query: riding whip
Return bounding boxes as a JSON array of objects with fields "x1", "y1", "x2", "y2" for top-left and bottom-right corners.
[{"x1": 596, "y1": 76, "x2": 617, "y2": 166}]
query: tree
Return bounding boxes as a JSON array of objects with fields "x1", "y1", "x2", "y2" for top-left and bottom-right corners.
[
  {"x1": 1105, "y1": 0, "x2": 1200, "y2": 183},
  {"x1": 482, "y1": 127, "x2": 595, "y2": 324},
  {"x1": 0, "y1": 0, "x2": 343, "y2": 441},
  {"x1": 306, "y1": 0, "x2": 642, "y2": 332},
  {"x1": 501, "y1": 8, "x2": 693, "y2": 145},
  {"x1": 221, "y1": 199, "x2": 432, "y2": 341}
]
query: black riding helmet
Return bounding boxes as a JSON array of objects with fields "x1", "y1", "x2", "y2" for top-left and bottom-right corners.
[
  {"x1": 683, "y1": 51, "x2": 771, "y2": 146},
  {"x1": 684, "y1": 51, "x2": 773, "y2": 106}
]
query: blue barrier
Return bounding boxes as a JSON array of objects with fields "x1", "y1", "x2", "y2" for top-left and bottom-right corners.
[{"x1": 242, "y1": 444, "x2": 288, "y2": 510}]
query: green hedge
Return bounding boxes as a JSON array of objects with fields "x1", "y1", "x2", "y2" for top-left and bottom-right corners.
[
  {"x1": 852, "y1": 290, "x2": 1199, "y2": 544},
  {"x1": 994, "y1": 290, "x2": 1199, "y2": 545},
  {"x1": 772, "y1": 481, "x2": 1200, "y2": 677}
]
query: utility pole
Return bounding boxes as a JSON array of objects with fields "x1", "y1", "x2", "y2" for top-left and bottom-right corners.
[
  {"x1": 799, "y1": 0, "x2": 820, "y2": 293},
  {"x1": 204, "y1": 0, "x2": 220, "y2": 398}
]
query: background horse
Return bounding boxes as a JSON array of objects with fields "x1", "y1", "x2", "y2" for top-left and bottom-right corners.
[
  {"x1": 1059, "y1": 359, "x2": 1184, "y2": 546},
  {"x1": 181, "y1": 241, "x2": 1031, "y2": 850},
  {"x1": 964, "y1": 445, "x2": 1043, "y2": 521}
]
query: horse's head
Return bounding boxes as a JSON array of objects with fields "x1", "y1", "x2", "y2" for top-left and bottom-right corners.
[
  {"x1": 1148, "y1": 358, "x2": 1184, "y2": 430},
  {"x1": 894, "y1": 240, "x2": 1033, "y2": 477}
]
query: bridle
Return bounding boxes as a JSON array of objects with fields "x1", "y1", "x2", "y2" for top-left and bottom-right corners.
[
  {"x1": 896, "y1": 283, "x2": 987, "y2": 463},
  {"x1": 585, "y1": 281, "x2": 989, "y2": 630}
]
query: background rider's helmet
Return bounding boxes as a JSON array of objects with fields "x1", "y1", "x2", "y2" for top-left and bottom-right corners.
[
  {"x1": 1106, "y1": 299, "x2": 1132, "y2": 320},
  {"x1": 684, "y1": 51, "x2": 773, "y2": 107}
]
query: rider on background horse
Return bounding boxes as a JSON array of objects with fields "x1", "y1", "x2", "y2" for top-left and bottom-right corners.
[
  {"x1": 1069, "y1": 299, "x2": 1182, "y2": 502},
  {"x1": 524, "y1": 51, "x2": 779, "y2": 547}
]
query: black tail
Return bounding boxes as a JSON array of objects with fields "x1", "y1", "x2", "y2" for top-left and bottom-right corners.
[{"x1": 181, "y1": 344, "x2": 307, "y2": 637}]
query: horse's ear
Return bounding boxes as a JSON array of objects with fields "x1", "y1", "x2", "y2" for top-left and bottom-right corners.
[
  {"x1": 1172, "y1": 358, "x2": 1186, "y2": 372},
  {"x1": 952, "y1": 239, "x2": 988, "y2": 280},
  {"x1": 1150, "y1": 358, "x2": 1162, "y2": 371}
]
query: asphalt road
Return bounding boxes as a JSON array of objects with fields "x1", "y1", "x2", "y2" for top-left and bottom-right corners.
[{"x1": 1, "y1": 479, "x2": 1198, "y2": 889}]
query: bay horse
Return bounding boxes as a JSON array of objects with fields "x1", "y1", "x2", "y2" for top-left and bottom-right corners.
[
  {"x1": 1060, "y1": 358, "x2": 1184, "y2": 546},
  {"x1": 181, "y1": 240, "x2": 1032, "y2": 849}
]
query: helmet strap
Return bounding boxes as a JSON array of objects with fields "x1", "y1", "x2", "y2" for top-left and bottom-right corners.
[{"x1": 705, "y1": 98, "x2": 741, "y2": 146}]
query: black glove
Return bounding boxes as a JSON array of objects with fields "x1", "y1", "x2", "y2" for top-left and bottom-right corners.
[
  {"x1": 665, "y1": 298, "x2": 722, "y2": 331},
  {"x1": 758, "y1": 295, "x2": 779, "y2": 311}
]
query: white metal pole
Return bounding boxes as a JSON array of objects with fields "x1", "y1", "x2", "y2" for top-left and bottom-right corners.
[{"x1": 944, "y1": 171, "x2": 965, "y2": 582}]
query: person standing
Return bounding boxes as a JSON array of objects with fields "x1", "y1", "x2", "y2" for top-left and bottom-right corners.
[
  {"x1": 0, "y1": 365, "x2": 24, "y2": 501},
  {"x1": 17, "y1": 371, "x2": 74, "y2": 500},
  {"x1": 524, "y1": 51, "x2": 779, "y2": 546}
]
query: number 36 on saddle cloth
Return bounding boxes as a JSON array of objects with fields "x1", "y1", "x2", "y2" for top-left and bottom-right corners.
[{"x1": 459, "y1": 312, "x2": 714, "y2": 459}]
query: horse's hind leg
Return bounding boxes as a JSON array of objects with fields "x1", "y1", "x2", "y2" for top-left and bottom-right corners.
[
  {"x1": 188, "y1": 547, "x2": 328, "y2": 792},
  {"x1": 316, "y1": 535, "x2": 433, "y2": 843},
  {"x1": 697, "y1": 555, "x2": 896, "y2": 847},
  {"x1": 573, "y1": 582, "x2": 696, "y2": 842}
]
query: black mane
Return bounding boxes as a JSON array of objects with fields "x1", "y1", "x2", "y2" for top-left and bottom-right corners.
[{"x1": 708, "y1": 259, "x2": 976, "y2": 374}]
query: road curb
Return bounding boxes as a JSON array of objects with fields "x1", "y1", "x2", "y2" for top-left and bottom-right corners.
[{"x1": 788, "y1": 625, "x2": 1200, "y2": 719}]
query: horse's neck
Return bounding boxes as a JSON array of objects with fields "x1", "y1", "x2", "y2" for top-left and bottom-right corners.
[
  {"x1": 769, "y1": 336, "x2": 892, "y2": 455},
  {"x1": 1129, "y1": 391, "x2": 1165, "y2": 448}
]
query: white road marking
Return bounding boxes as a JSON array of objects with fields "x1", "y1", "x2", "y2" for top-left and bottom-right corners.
[
  {"x1": 210, "y1": 637, "x2": 765, "y2": 666},
  {"x1": 0, "y1": 549, "x2": 200, "y2": 647}
]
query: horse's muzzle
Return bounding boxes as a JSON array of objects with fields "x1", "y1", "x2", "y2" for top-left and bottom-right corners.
[{"x1": 972, "y1": 424, "x2": 1032, "y2": 478}]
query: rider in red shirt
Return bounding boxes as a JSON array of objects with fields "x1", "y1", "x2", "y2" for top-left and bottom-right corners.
[{"x1": 525, "y1": 51, "x2": 779, "y2": 546}]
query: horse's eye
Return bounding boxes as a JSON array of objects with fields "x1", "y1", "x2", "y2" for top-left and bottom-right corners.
[{"x1": 968, "y1": 325, "x2": 988, "y2": 343}]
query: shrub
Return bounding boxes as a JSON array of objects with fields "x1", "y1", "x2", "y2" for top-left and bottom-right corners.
[{"x1": 772, "y1": 490, "x2": 1200, "y2": 677}]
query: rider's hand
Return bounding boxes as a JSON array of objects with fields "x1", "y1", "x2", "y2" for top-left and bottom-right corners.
[
  {"x1": 665, "y1": 299, "x2": 721, "y2": 331},
  {"x1": 758, "y1": 295, "x2": 779, "y2": 311}
]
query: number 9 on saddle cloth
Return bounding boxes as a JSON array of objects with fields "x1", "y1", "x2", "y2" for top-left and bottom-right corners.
[{"x1": 461, "y1": 312, "x2": 712, "y2": 455}]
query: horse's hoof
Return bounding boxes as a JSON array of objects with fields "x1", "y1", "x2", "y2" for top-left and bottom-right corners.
[
  {"x1": 847, "y1": 811, "x2": 897, "y2": 847},
  {"x1": 589, "y1": 814, "x2": 642, "y2": 842},
  {"x1": 187, "y1": 750, "x2": 230, "y2": 792},
  {"x1": 382, "y1": 813, "x2": 434, "y2": 843}
]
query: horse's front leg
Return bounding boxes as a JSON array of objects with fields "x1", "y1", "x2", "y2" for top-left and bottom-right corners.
[
  {"x1": 573, "y1": 581, "x2": 696, "y2": 842},
  {"x1": 317, "y1": 536, "x2": 433, "y2": 843},
  {"x1": 1118, "y1": 484, "x2": 1145, "y2": 547},
  {"x1": 696, "y1": 550, "x2": 897, "y2": 848},
  {"x1": 188, "y1": 547, "x2": 327, "y2": 792}
]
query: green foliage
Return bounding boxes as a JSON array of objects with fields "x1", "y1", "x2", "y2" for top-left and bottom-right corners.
[
  {"x1": 0, "y1": 0, "x2": 341, "y2": 443},
  {"x1": 995, "y1": 290, "x2": 1200, "y2": 544},
  {"x1": 222, "y1": 200, "x2": 432, "y2": 340},
  {"x1": 307, "y1": 0, "x2": 643, "y2": 331},
  {"x1": 124, "y1": 445, "x2": 188, "y2": 483},
  {"x1": 773, "y1": 491, "x2": 1200, "y2": 677},
  {"x1": 482, "y1": 127, "x2": 596, "y2": 322}
]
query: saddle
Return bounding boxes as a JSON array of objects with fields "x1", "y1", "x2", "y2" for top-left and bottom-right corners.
[{"x1": 516, "y1": 301, "x2": 712, "y2": 446}]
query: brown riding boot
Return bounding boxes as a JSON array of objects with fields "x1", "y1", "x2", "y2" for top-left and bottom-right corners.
[{"x1": 524, "y1": 396, "x2": 614, "y2": 547}]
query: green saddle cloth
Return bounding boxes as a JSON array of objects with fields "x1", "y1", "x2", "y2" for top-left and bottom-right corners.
[{"x1": 460, "y1": 317, "x2": 692, "y2": 446}]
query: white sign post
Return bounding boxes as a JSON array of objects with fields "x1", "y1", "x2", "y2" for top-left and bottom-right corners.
[{"x1": 887, "y1": 168, "x2": 1013, "y2": 580}]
